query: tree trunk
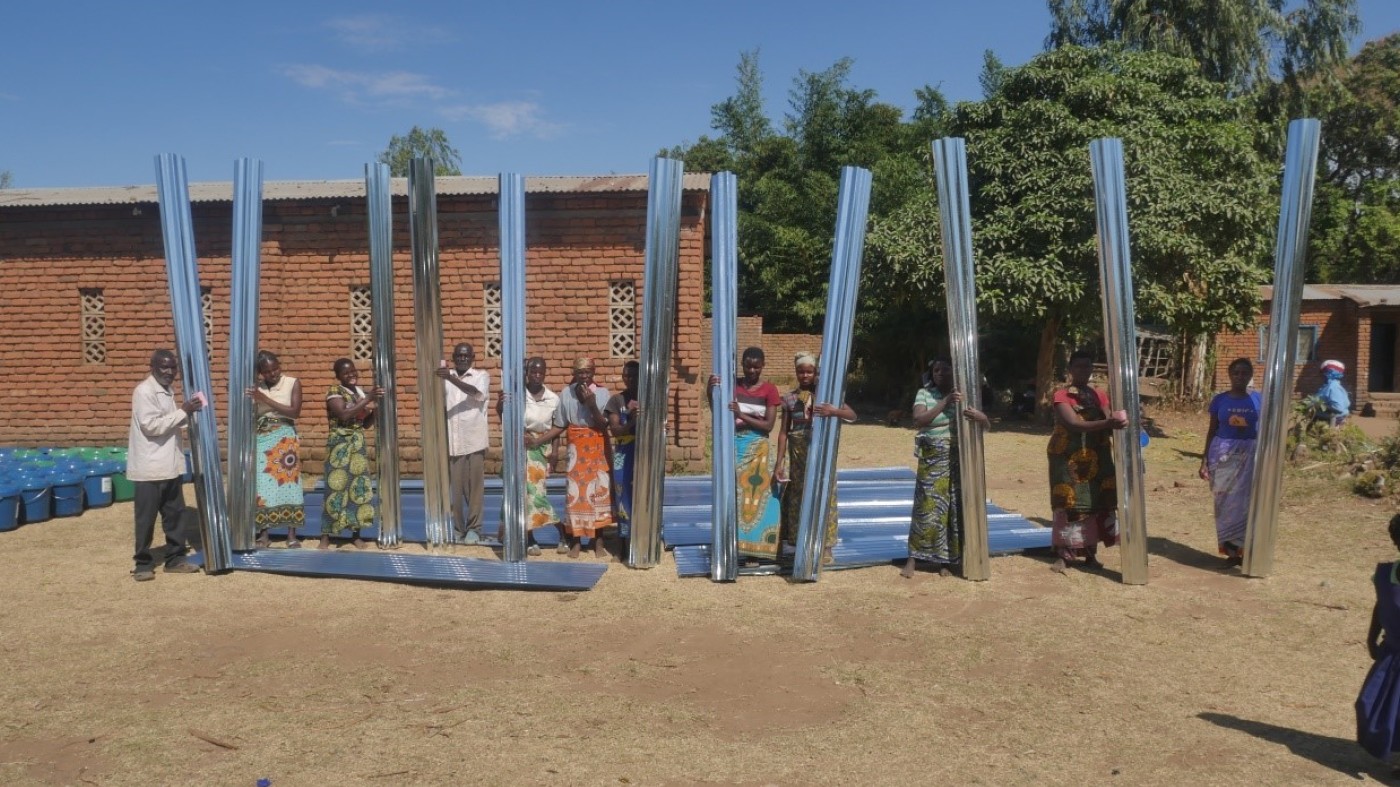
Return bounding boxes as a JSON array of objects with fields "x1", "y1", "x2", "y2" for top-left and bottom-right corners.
[
  {"x1": 1035, "y1": 315, "x2": 1062, "y2": 424},
  {"x1": 1180, "y1": 332, "x2": 1210, "y2": 401}
]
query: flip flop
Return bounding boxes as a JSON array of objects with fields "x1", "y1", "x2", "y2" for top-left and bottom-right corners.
[{"x1": 285, "y1": 539, "x2": 302, "y2": 549}]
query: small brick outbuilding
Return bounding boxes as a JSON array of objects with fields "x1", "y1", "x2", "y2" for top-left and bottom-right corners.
[
  {"x1": 0, "y1": 175, "x2": 711, "y2": 472},
  {"x1": 1212, "y1": 284, "x2": 1400, "y2": 418}
]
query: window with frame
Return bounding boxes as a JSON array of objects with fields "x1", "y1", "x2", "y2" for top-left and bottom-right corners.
[
  {"x1": 609, "y1": 280, "x2": 636, "y2": 359},
  {"x1": 350, "y1": 285, "x2": 373, "y2": 362},
  {"x1": 483, "y1": 283, "x2": 502, "y2": 358},
  {"x1": 1257, "y1": 324, "x2": 1319, "y2": 364},
  {"x1": 80, "y1": 288, "x2": 106, "y2": 364}
]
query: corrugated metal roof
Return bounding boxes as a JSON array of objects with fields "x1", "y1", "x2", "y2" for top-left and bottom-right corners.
[
  {"x1": 0, "y1": 173, "x2": 712, "y2": 208},
  {"x1": 1260, "y1": 284, "x2": 1400, "y2": 307}
]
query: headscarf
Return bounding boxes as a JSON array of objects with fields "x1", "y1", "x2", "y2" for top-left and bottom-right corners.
[
  {"x1": 793, "y1": 351, "x2": 818, "y2": 369},
  {"x1": 572, "y1": 357, "x2": 595, "y2": 371},
  {"x1": 1321, "y1": 359, "x2": 1345, "y2": 381}
]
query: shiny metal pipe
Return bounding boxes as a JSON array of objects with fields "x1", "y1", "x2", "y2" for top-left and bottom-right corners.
[
  {"x1": 1245, "y1": 119, "x2": 1322, "y2": 578},
  {"x1": 708, "y1": 172, "x2": 740, "y2": 581},
  {"x1": 628, "y1": 157, "x2": 685, "y2": 569},
  {"x1": 931, "y1": 139, "x2": 990, "y2": 581},
  {"x1": 366, "y1": 163, "x2": 402, "y2": 549},
  {"x1": 408, "y1": 158, "x2": 453, "y2": 550},
  {"x1": 792, "y1": 166, "x2": 872, "y2": 581},
  {"x1": 153, "y1": 154, "x2": 231, "y2": 573},
  {"x1": 1089, "y1": 138, "x2": 1149, "y2": 586},
  {"x1": 498, "y1": 173, "x2": 529, "y2": 563},
  {"x1": 227, "y1": 158, "x2": 263, "y2": 553}
]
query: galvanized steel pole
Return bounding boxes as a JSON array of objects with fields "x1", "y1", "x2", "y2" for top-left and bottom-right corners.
[
  {"x1": 931, "y1": 138, "x2": 990, "y2": 581},
  {"x1": 408, "y1": 158, "x2": 453, "y2": 550},
  {"x1": 792, "y1": 166, "x2": 872, "y2": 582},
  {"x1": 499, "y1": 173, "x2": 529, "y2": 563},
  {"x1": 227, "y1": 158, "x2": 263, "y2": 553},
  {"x1": 153, "y1": 153, "x2": 231, "y2": 572},
  {"x1": 708, "y1": 172, "x2": 740, "y2": 582},
  {"x1": 1244, "y1": 119, "x2": 1322, "y2": 578},
  {"x1": 366, "y1": 163, "x2": 402, "y2": 549},
  {"x1": 629, "y1": 157, "x2": 685, "y2": 569},
  {"x1": 1089, "y1": 138, "x2": 1149, "y2": 586}
]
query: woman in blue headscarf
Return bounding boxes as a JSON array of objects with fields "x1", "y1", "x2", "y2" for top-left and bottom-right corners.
[{"x1": 1316, "y1": 359, "x2": 1351, "y2": 427}]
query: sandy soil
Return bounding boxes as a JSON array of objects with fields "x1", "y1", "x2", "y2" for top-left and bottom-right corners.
[{"x1": 1, "y1": 411, "x2": 1397, "y2": 786}]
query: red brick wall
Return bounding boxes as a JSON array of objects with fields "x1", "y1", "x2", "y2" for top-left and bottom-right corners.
[
  {"x1": 0, "y1": 189, "x2": 709, "y2": 473},
  {"x1": 1211, "y1": 298, "x2": 1359, "y2": 402},
  {"x1": 698, "y1": 314, "x2": 823, "y2": 392}
]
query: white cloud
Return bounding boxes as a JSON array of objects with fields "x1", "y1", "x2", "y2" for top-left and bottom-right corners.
[
  {"x1": 441, "y1": 101, "x2": 564, "y2": 140},
  {"x1": 324, "y1": 14, "x2": 451, "y2": 53},
  {"x1": 282, "y1": 64, "x2": 449, "y2": 103}
]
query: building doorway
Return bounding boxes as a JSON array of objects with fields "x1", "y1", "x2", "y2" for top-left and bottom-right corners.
[{"x1": 1371, "y1": 321, "x2": 1398, "y2": 393}]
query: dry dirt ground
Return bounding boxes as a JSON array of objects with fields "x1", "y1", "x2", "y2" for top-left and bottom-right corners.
[{"x1": 3, "y1": 411, "x2": 1400, "y2": 786}]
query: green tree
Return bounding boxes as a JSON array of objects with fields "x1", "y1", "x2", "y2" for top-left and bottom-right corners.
[
  {"x1": 870, "y1": 45, "x2": 1276, "y2": 408},
  {"x1": 1046, "y1": 0, "x2": 1359, "y2": 95},
  {"x1": 378, "y1": 126, "x2": 462, "y2": 177},
  {"x1": 668, "y1": 54, "x2": 946, "y2": 335},
  {"x1": 1306, "y1": 34, "x2": 1400, "y2": 282}
]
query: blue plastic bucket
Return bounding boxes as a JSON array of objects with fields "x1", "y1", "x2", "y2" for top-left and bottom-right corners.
[
  {"x1": 0, "y1": 480, "x2": 20, "y2": 531},
  {"x1": 82, "y1": 464, "x2": 113, "y2": 508},
  {"x1": 19, "y1": 475, "x2": 51, "y2": 523},
  {"x1": 49, "y1": 470, "x2": 84, "y2": 518},
  {"x1": 182, "y1": 450, "x2": 193, "y2": 483}
]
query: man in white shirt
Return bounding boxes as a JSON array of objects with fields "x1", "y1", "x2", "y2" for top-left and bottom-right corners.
[
  {"x1": 436, "y1": 343, "x2": 490, "y2": 544},
  {"x1": 127, "y1": 349, "x2": 204, "y2": 581}
]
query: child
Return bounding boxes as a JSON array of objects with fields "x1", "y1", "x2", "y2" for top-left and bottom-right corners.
[{"x1": 1357, "y1": 514, "x2": 1400, "y2": 772}]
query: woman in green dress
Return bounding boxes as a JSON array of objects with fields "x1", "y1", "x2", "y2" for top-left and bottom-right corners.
[
  {"x1": 904, "y1": 357, "x2": 989, "y2": 578},
  {"x1": 320, "y1": 358, "x2": 383, "y2": 550}
]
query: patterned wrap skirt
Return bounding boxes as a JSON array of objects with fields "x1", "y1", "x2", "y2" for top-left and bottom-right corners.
[
  {"x1": 1207, "y1": 437, "x2": 1255, "y2": 551},
  {"x1": 778, "y1": 427, "x2": 837, "y2": 551},
  {"x1": 612, "y1": 434, "x2": 635, "y2": 538},
  {"x1": 524, "y1": 434, "x2": 558, "y2": 530},
  {"x1": 323, "y1": 425, "x2": 375, "y2": 535},
  {"x1": 908, "y1": 434, "x2": 962, "y2": 564},
  {"x1": 736, "y1": 429, "x2": 781, "y2": 558},
  {"x1": 1047, "y1": 425, "x2": 1119, "y2": 557},
  {"x1": 564, "y1": 424, "x2": 613, "y2": 538},
  {"x1": 255, "y1": 420, "x2": 304, "y2": 529}
]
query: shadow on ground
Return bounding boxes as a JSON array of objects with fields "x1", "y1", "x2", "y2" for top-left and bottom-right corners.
[{"x1": 1197, "y1": 712, "x2": 1373, "y2": 781}]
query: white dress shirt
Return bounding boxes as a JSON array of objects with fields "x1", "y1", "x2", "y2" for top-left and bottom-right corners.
[{"x1": 445, "y1": 367, "x2": 490, "y2": 456}]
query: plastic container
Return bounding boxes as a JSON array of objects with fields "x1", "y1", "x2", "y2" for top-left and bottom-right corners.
[
  {"x1": 19, "y1": 475, "x2": 52, "y2": 523},
  {"x1": 182, "y1": 450, "x2": 193, "y2": 483},
  {"x1": 0, "y1": 480, "x2": 20, "y2": 531},
  {"x1": 49, "y1": 469, "x2": 85, "y2": 517},
  {"x1": 82, "y1": 464, "x2": 113, "y2": 508},
  {"x1": 112, "y1": 470, "x2": 135, "y2": 502}
]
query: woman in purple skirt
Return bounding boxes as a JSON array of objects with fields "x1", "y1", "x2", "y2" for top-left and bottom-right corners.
[
  {"x1": 1199, "y1": 358, "x2": 1260, "y2": 567},
  {"x1": 1357, "y1": 515, "x2": 1400, "y2": 773}
]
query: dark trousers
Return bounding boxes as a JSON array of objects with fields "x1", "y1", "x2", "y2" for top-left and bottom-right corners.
[
  {"x1": 449, "y1": 450, "x2": 485, "y2": 538},
  {"x1": 133, "y1": 478, "x2": 190, "y2": 570}
]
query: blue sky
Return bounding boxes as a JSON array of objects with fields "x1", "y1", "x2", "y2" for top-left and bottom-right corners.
[{"x1": 3, "y1": 1, "x2": 1398, "y2": 188}]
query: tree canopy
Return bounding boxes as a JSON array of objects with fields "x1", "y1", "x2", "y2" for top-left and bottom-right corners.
[
  {"x1": 1046, "y1": 0, "x2": 1359, "y2": 95},
  {"x1": 870, "y1": 45, "x2": 1276, "y2": 402},
  {"x1": 0, "y1": 171, "x2": 11, "y2": 189},
  {"x1": 1305, "y1": 34, "x2": 1400, "y2": 282},
  {"x1": 378, "y1": 126, "x2": 463, "y2": 177}
]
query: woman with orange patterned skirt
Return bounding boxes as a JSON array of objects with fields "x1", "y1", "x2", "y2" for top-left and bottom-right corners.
[
  {"x1": 545, "y1": 358, "x2": 613, "y2": 559},
  {"x1": 245, "y1": 350, "x2": 304, "y2": 548},
  {"x1": 1047, "y1": 349, "x2": 1128, "y2": 573}
]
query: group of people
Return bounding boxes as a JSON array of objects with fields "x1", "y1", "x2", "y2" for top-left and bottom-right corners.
[{"x1": 125, "y1": 339, "x2": 1345, "y2": 585}]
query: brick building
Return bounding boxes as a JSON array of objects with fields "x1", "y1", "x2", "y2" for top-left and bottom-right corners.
[
  {"x1": 1212, "y1": 284, "x2": 1400, "y2": 418},
  {"x1": 0, "y1": 175, "x2": 711, "y2": 472}
]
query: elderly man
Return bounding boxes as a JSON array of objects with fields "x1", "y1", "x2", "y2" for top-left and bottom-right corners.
[
  {"x1": 128, "y1": 349, "x2": 204, "y2": 581},
  {"x1": 436, "y1": 343, "x2": 490, "y2": 544}
]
